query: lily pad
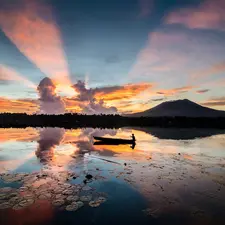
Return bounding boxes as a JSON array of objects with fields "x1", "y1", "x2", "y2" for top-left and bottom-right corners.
[
  {"x1": 80, "y1": 195, "x2": 92, "y2": 202},
  {"x1": 53, "y1": 188, "x2": 65, "y2": 194},
  {"x1": 19, "y1": 199, "x2": 34, "y2": 207},
  {"x1": 66, "y1": 203, "x2": 79, "y2": 211},
  {"x1": 0, "y1": 202, "x2": 11, "y2": 209},
  {"x1": 0, "y1": 193, "x2": 7, "y2": 200},
  {"x1": 82, "y1": 186, "x2": 92, "y2": 191},
  {"x1": 97, "y1": 197, "x2": 106, "y2": 203},
  {"x1": 55, "y1": 194, "x2": 66, "y2": 199},
  {"x1": 62, "y1": 189, "x2": 74, "y2": 195},
  {"x1": 67, "y1": 195, "x2": 79, "y2": 202},
  {"x1": 38, "y1": 193, "x2": 52, "y2": 200},
  {"x1": 77, "y1": 201, "x2": 84, "y2": 208},
  {"x1": 13, "y1": 204, "x2": 24, "y2": 210},
  {"x1": 52, "y1": 199, "x2": 65, "y2": 206},
  {"x1": 89, "y1": 200, "x2": 101, "y2": 208},
  {"x1": 9, "y1": 196, "x2": 22, "y2": 204}
]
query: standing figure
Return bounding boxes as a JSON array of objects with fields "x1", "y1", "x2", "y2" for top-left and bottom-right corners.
[{"x1": 131, "y1": 133, "x2": 136, "y2": 142}]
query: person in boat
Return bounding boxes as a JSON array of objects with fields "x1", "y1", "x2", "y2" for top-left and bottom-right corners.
[{"x1": 131, "y1": 134, "x2": 136, "y2": 142}]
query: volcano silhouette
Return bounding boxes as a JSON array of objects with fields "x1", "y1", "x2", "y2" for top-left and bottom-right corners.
[{"x1": 127, "y1": 99, "x2": 225, "y2": 117}]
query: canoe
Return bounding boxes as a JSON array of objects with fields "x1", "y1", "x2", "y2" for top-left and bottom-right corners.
[{"x1": 93, "y1": 136, "x2": 135, "y2": 144}]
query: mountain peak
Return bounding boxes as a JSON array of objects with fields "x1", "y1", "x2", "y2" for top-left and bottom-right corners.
[{"x1": 127, "y1": 99, "x2": 225, "y2": 118}]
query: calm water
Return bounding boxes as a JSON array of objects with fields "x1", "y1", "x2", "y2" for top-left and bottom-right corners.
[{"x1": 0, "y1": 127, "x2": 225, "y2": 225}]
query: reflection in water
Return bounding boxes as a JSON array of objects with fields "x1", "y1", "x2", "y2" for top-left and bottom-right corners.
[
  {"x1": 0, "y1": 127, "x2": 225, "y2": 225},
  {"x1": 138, "y1": 127, "x2": 225, "y2": 140},
  {"x1": 36, "y1": 128, "x2": 65, "y2": 163},
  {"x1": 93, "y1": 141, "x2": 136, "y2": 149}
]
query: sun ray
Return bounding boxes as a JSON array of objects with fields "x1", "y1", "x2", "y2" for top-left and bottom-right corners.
[
  {"x1": 0, "y1": 0, "x2": 72, "y2": 86},
  {"x1": 0, "y1": 64, "x2": 36, "y2": 89}
]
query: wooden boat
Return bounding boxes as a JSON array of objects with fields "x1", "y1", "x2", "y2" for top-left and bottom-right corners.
[{"x1": 93, "y1": 136, "x2": 135, "y2": 144}]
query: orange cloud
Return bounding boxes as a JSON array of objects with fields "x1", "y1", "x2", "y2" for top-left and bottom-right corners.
[
  {"x1": 166, "y1": 0, "x2": 225, "y2": 30},
  {"x1": 156, "y1": 86, "x2": 194, "y2": 96},
  {"x1": 0, "y1": 0, "x2": 71, "y2": 86},
  {"x1": 0, "y1": 64, "x2": 36, "y2": 89},
  {"x1": 95, "y1": 83, "x2": 154, "y2": 101},
  {"x1": 63, "y1": 98, "x2": 83, "y2": 113},
  {"x1": 0, "y1": 97, "x2": 38, "y2": 114}
]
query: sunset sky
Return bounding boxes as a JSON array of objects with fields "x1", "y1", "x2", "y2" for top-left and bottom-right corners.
[{"x1": 0, "y1": 0, "x2": 225, "y2": 114}]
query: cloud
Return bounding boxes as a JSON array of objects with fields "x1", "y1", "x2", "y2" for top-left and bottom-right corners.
[
  {"x1": 128, "y1": 31, "x2": 189, "y2": 80},
  {"x1": 202, "y1": 97, "x2": 225, "y2": 106},
  {"x1": 196, "y1": 89, "x2": 210, "y2": 94},
  {"x1": 152, "y1": 98, "x2": 165, "y2": 102},
  {"x1": 71, "y1": 80, "x2": 154, "y2": 114},
  {"x1": 94, "y1": 83, "x2": 154, "y2": 101},
  {"x1": 0, "y1": 97, "x2": 38, "y2": 114},
  {"x1": 82, "y1": 98, "x2": 118, "y2": 115},
  {"x1": 37, "y1": 77, "x2": 65, "y2": 114},
  {"x1": 129, "y1": 28, "x2": 225, "y2": 98},
  {"x1": 63, "y1": 98, "x2": 83, "y2": 113},
  {"x1": 0, "y1": 0, "x2": 71, "y2": 85},
  {"x1": 72, "y1": 80, "x2": 95, "y2": 101},
  {"x1": 156, "y1": 86, "x2": 194, "y2": 96},
  {"x1": 165, "y1": 0, "x2": 225, "y2": 30}
]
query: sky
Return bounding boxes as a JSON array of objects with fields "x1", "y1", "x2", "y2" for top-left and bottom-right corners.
[{"x1": 0, "y1": 0, "x2": 225, "y2": 114}]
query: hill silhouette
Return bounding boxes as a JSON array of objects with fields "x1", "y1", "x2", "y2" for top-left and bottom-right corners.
[{"x1": 126, "y1": 99, "x2": 225, "y2": 117}]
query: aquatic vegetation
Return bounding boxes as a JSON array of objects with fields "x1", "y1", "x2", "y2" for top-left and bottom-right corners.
[
  {"x1": 0, "y1": 169, "x2": 107, "y2": 212},
  {"x1": 66, "y1": 202, "x2": 79, "y2": 211},
  {"x1": 0, "y1": 202, "x2": 11, "y2": 209},
  {"x1": 52, "y1": 199, "x2": 65, "y2": 206},
  {"x1": 89, "y1": 196, "x2": 107, "y2": 208},
  {"x1": 67, "y1": 195, "x2": 79, "y2": 201},
  {"x1": 76, "y1": 201, "x2": 84, "y2": 208},
  {"x1": 62, "y1": 189, "x2": 74, "y2": 195},
  {"x1": 80, "y1": 195, "x2": 92, "y2": 202},
  {"x1": 97, "y1": 196, "x2": 106, "y2": 203},
  {"x1": 38, "y1": 193, "x2": 52, "y2": 200},
  {"x1": 82, "y1": 185, "x2": 93, "y2": 191},
  {"x1": 89, "y1": 200, "x2": 101, "y2": 208}
]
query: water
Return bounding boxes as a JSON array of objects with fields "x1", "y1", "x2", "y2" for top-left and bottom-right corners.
[{"x1": 0, "y1": 127, "x2": 225, "y2": 225}]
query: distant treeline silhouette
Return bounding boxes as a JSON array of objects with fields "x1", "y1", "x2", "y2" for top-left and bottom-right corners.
[{"x1": 1, "y1": 113, "x2": 225, "y2": 129}]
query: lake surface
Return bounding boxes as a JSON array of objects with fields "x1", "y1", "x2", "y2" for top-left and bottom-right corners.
[{"x1": 0, "y1": 127, "x2": 225, "y2": 225}]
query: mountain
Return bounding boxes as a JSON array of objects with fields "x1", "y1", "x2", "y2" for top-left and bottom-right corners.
[{"x1": 126, "y1": 99, "x2": 225, "y2": 117}]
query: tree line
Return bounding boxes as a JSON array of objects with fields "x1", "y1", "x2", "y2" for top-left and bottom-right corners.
[{"x1": 0, "y1": 113, "x2": 225, "y2": 129}]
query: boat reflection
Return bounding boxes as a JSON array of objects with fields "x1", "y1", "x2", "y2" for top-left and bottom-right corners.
[{"x1": 94, "y1": 141, "x2": 136, "y2": 149}]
